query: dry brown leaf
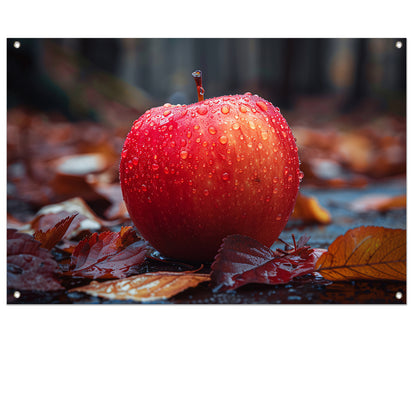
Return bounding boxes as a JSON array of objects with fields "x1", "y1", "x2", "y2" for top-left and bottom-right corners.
[
  {"x1": 350, "y1": 194, "x2": 406, "y2": 213},
  {"x1": 70, "y1": 272, "x2": 211, "y2": 302},
  {"x1": 291, "y1": 192, "x2": 331, "y2": 224},
  {"x1": 316, "y1": 226, "x2": 406, "y2": 281}
]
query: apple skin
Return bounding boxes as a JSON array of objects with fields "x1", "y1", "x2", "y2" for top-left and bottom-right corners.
[{"x1": 120, "y1": 93, "x2": 301, "y2": 263}]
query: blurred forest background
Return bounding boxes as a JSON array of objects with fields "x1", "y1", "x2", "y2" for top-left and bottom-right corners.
[
  {"x1": 8, "y1": 38, "x2": 406, "y2": 124},
  {"x1": 7, "y1": 38, "x2": 406, "y2": 223}
]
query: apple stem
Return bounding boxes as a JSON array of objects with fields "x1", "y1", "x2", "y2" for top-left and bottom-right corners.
[{"x1": 192, "y1": 70, "x2": 205, "y2": 102}]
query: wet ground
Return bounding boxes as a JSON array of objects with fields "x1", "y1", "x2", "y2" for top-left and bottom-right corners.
[{"x1": 8, "y1": 177, "x2": 406, "y2": 305}]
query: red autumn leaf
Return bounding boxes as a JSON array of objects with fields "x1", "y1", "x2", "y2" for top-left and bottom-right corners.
[
  {"x1": 70, "y1": 271, "x2": 211, "y2": 302},
  {"x1": 315, "y1": 226, "x2": 406, "y2": 281},
  {"x1": 7, "y1": 229, "x2": 64, "y2": 291},
  {"x1": 65, "y1": 226, "x2": 147, "y2": 279},
  {"x1": 33, "y1": 213, "x2": 78, "y2": 249},
  {"x1": 211, "y1": 234, "x2": 326, "y2": 292}
]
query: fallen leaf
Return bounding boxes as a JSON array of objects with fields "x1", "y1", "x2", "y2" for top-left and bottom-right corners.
[
  {"x1": 316, "y1": 226, "x2": 406, "y2": 281},
  {"x1": 211, "y1": 234, "x2": 326, "y2": 292},
  {"x1": 350, "y1": 194, "x2": 406, "y2": 213},
  {"x1": 291, "y1": 192, "x2": 331, "y2": 224},
  {"x1": 33, "y1": 213, "x2": 78, "y2": 249},
  {"x1": 70, "y1": 271, "x2": 211, "y2": 302},
  {"x1": 7, "y1": 229, "x2": 63, "y2": 291},
  {"x1": 25, "y1": 197, "x2": 113, "y2": 238},
  {"x1": 65, "y1": 227, "x2": 147, "y2": 279}
]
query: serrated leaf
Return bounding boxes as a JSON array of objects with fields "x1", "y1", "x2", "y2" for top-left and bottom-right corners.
[
  {"x1": 211, "y1": 234, "x2": 325, "y2": 291},
  {"x1": 33, "y1": 213, "x2": 78, "y2": 249},
  {"x1": 66, "y1": 226, "x2": 147, "y2": 279},
  {"x1": 316, "y1": 226, "x2": 406, "y2": 281},
  {"x1": 70, "y1": 271, "x2": 211, "y2": 302}
]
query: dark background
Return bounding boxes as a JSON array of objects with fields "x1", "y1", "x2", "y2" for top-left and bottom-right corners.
[{"x1": 7, "y1": 38, "x2": 406, "y2": 125}]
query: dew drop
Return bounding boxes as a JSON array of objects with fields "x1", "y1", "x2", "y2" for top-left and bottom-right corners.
[
  {"x1": 197, "y1": 107, "x2": 208, "y2": 115},
  {"x1": 132, "y1": 157, "x2": 139, "y2": 166},
  {"x1": 248, "y1": 120, "x2": 256, "y2": 130},
  {"x1": 232, "y1": 122, "x2": 240, "y2": 130},
  {"x1": 163, "y1": 110, "x2": 171, "y2": 117},
  {"x1": 261, "y1": 131, "x2": 269, "y2": 140},
  {"x1": 239, "y1": 105, "x2": 248, "y2": 113},
  {"x1": 164, "y1": 166, "x2": 169, "y2": 174},
  {"x1": 298, "y1": 170, "x2": 305, "y2": 180},
  {"x1": 221, "y1": 105, "x2": 230, "y2": 114},
  {"x1": 288, "y1": 174, "x2": 293, "y2": 182},
  {"x1": 203, "y1": 189, "x2": 209, "y2": 196},
  {"x1": 219, "y1": 135, "x2": 228, "y2": 144},
  {"x1": 194, "y1": 124, "x2": 200, "y2": 130},
  {"x1": 152, "y1": 163, "x2": 159, "y2": 171},
  {"x1": 170, "y1": 141, "x2": 176, "y2": 147},
  {"x1": 180, "y1": 150, "x2": 188, "y2": 160},
  {"x1": 187, "y1": 131, "x2": 192, "y2": 138},
  {"x1": 276, "y1": 215, "x2": 282, "y2": 221},
  {"x1": 208, "y1": 126, "x2": 217, "y2": 135},
  {"x1": 256, "y1": 101, "x2": 268, "y2": 111},
  {"x1": 141, "y1": 184, "x2": 148, "y2": 192},
  {"x1": 222, "y1": 172, "x2": 230, "y2": 181}
]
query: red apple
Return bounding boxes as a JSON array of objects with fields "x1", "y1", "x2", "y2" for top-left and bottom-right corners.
[{"x1": 120, "y1": 72, "x2": 301, "y2": 263}]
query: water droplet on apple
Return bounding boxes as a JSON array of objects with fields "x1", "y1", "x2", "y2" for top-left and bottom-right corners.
[
  {"x1": 232, "y1": 122, "x2": 240, "y2": 130},
  {"x1": 180, "y1": 150, "x2": 189, "y2": 160},
  {"x1": 194, "y1": 124, "x2": 200, "y2": 130},
  {"x1": 197, "y1": 107, "x2": 208, "y2": 115},
  {"x1": 163, "y1": 110, "x2": 171, "y2": 117},
  {"x1": 203, "y1": 189, "x2": 209, "y2": 196},
  {"x1": 152, "y1": 163, "x2": 159, "y2": 171},
  {"x1": 239, "y1": 105, "x2": 248, "y2": 113},
  {"x1": 288, "y1": 174, "x2": 293, "y2": 182},
  {"x1": 132, "y1": 157, "x2": 138, "y2": 166},
  {"x1": 219, "y1": 135, "x2": 228, "y2": 144},
  {"x1": 208, "y1": 126, "x2": 217, "y2": 135},
  {"x1": 298, "y1": 170, "x2": 304, "y2": 180},
  {"x1": 248, "y1": 120, "x2": 256, "y2": 130},
  {"x1": 276, "y1": 215, "x2": 282, "y2": 221},
  {"x1": 221, "y1": 172, "x2": 230, "y2": 181},
  {"x1": 164, "y1": 166, "x2": 169, "y2": 174},
  {"x1": 141, "y1": 184, "x2": 147, "y2": 192},
  {"x1": 221, "y1": 105, "x2": 230, "y2": 114},
  {"x1": 261, "y1": 131, "x2": 268, "y2": 140}
]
